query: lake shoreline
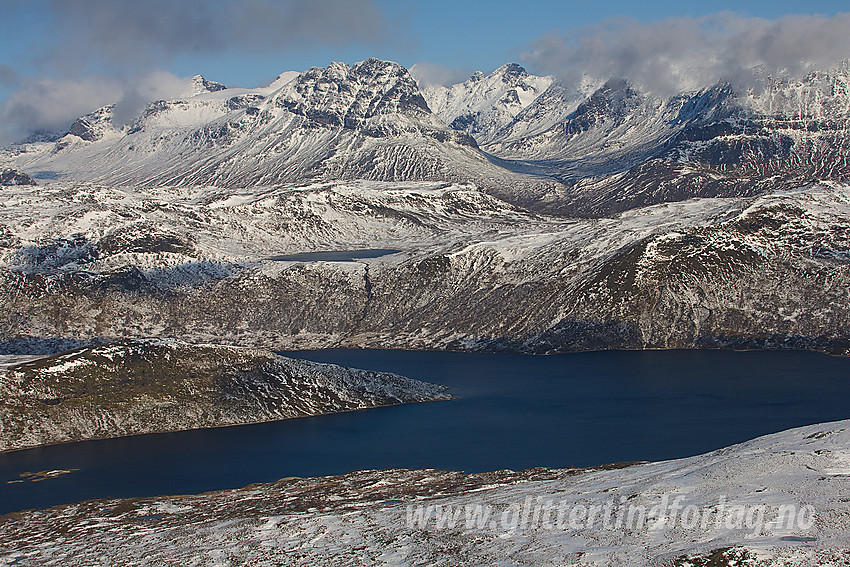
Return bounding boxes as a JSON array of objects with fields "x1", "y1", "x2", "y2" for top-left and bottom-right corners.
[
  {"x1": 2, "y1": 347, "x2": 849, "y2": 516},
  {"x1": 2, "y1": 420, "x2": 848, "y2": 566}
]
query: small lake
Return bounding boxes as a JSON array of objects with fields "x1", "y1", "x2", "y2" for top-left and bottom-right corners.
[
  {"x1": 267, "y1": 249, "x2": 401, "y2": 262},
  {"x1": 1, "y1": 348, "x2": 849, "y2": 515}
]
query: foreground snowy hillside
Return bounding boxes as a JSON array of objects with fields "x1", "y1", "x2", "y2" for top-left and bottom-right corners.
[
  {"x1": 1, "y1": 180, "x2": 848, "y2": 356},
  {"x1": 0, "y1": 339, "x2": 450, "y2": 452},
  {"x1": 2, "y1": 420, "x2": 848, "y2": 565}
]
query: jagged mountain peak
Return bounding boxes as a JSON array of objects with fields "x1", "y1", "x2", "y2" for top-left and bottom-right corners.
[
  {"x1": 190, "y1": 75, "x2": 227, "y2": 96},
  {"x1": 494, "y1": 62, "x2": 530, "y2": 82},
  {"x1": 271, "y1": 57, "x2": 431, "y2": 123},
  {"x1": 352, "y1": 57, "x2": 410, "y2": 77},
  {"x1": 295, "y1": 58, "x2": 412, "y2": 85},
  {"x1": 421, "y1": 63, "x2": 555, "y2": 144}
]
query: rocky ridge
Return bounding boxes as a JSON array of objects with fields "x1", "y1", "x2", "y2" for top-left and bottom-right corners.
[{"x1": 1, "y1": 181, "x2": 848, "y2": 357}]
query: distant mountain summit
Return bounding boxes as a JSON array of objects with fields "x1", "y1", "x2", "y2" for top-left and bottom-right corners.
[
  {"x1": 8, "y1": 58, "x2": 549, "y2": 195},
  {"x1": 420, "y1": 63, "x2": 555, "y2": 144},
  {"x1": 7, "y1": 59, "x2": 850, "y2": 217},
  {"x1": 190, "y1": 74, "x2": 227, "y2": 96},
  {"x1": 275, "y1": 59, "x2": 432, "y2": 128}
]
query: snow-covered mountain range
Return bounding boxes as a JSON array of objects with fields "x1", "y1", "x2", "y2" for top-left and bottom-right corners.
[
  {"x1": 5, "y1": 59, "x2": 553, "y2": 203},
  {"x1": 2, "y1": 57, "x2": 850, "y2": 356},
  {"x1": 7, "y1": 58, "x2": 850, "y2": 218}
]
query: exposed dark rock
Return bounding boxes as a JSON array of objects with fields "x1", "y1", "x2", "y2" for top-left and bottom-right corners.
[{"x1": 0, "y1": 168, "x2": 35, "y2": 186}]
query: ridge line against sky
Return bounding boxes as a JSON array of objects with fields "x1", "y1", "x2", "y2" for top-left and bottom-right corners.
[{"x1": 1, "y1": 0, "x2": 849, "y2": 146}]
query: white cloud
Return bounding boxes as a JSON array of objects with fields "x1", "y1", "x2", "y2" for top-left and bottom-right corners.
[
  {"x1": 0, "y1": 69, "x2": 191, "y2": 145},
  {"x1": 522, "y1": 12, "x2": 850, "y2": 95},
  {"x1": 0, "y1": 0, "x2": 392, "y2": 144},
  {"x1": 409, "y1": 62, "x2": 474, "y2": 87}
]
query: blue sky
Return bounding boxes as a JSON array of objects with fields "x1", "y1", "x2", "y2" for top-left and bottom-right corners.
[
  {"x1": 2, "y1": 0, "x2": 849, "y2": 88},
  {"x1": 148, "y1": 1, "x2": 850, "y2": 87},
  {"x1": 1, "y1": 0, "x2": 849, "y2": 143}
]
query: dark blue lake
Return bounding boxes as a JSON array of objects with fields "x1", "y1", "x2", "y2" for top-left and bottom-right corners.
[{"x1": 1, "y1": 348, "x2": 849, "y2": 515}]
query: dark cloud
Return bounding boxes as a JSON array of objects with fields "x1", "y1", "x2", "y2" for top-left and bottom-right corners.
[
  {"x1": 522, "y1": 12, "x2": 850, "y2": 96},
  {"x1": 40, "y1": 0, "x2": 387, "y2": 73}
]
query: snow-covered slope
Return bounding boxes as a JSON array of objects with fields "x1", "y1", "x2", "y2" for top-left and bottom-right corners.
[
  {"x1": 486, "y1": 79, "x2": 597, "y2": 144},
  {"x1": 0, "y1": 339, "x2": 450, "y2": 452},
  {"x1": 482, "y1": 67, "x2": 850, "y2": 215},
  {"x1": 2, "y1": 180, "x2": 849, "y2": 356},
  {"x1": 420, "y1": 63, "x2": 555, "y2": 144},
  {"x1": 0, "y1": 180, "x2": 538, "y2": 267},
  {"x1": 3, "y1": 420, "x2": 849, "y2": 565}
]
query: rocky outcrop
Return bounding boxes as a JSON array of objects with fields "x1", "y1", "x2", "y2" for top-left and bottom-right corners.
[{"x1": 0, "y1": 168, "x2": 35, "y2": 186}]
